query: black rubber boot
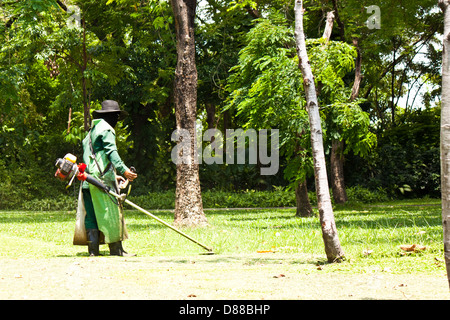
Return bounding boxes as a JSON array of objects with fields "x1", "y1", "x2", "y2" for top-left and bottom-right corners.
[
  {"x1": 108, "y1": 242, "x2": 136, "y2": 257},
  {"x1": 86, "y1": 229, "x2": 100, "y2": 256}
]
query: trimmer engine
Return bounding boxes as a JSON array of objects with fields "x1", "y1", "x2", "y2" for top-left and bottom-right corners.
[{"x1": 55, "y1": 153, "x2": 79, "y2": 188}]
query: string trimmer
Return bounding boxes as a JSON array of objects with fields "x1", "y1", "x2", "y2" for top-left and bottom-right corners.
[{"x1": 55, "y1": 153, "x2": 214, "y2": 254}]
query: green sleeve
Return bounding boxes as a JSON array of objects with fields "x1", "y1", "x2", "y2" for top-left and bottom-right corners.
[{"x1": 101, "y1": 129, "x2": 129, "y2": 176}]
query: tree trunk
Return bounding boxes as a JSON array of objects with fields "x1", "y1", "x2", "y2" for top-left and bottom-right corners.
[
  {"x1": 320, "y1": 10, "x2": 348, "y2": 204},
  {"x1": 321, "y1": 11, "x2": 335, "y2": 42},
  {"x1": 439, "y1": 0, "x2": 450, "y2": 289},
  {"x1": 171, "y1": 0, "x2": 208, "y2": 227},
  {"x1": 330, "y1": 139, "x2": 347, "y2": 203},
  {"x1": 294, "y1": 0, "x2": 344, "y2": 263},
  {"x1": 81, "y1": 16, "x2": 90, "y2": 131},
  {"x1": 205, "y1": 102, "x2": 216, "y2": 129},
  {"x1": 391, "y1": 37, "x2": 398, "y2": 126},
  {"x1": 331, "y1": 0, "x2": 345, "y2": 41},
  {"x1": 329, "y1": 37, "x2": 362, "y2": 204},
  {"x1": 294, "y1": 136, "x2": 313, "y2": 217},
  {"x1": 350, "y1": 38, "x2": 362, "y2": 101},
  {"x1": 295, "y1": 179, "x2": 313, "y2": 217}
]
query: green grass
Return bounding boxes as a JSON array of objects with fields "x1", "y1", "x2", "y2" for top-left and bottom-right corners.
[{"x1": 0, "y1": 198, "x2": 445, "y2": 275}]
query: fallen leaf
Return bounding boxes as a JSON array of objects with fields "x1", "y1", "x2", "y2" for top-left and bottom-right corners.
[
  {"x1": 434, "y1": 257, "x2": 444, "y2": 267},
  {"x1": 257, "y1": 250, "x2": 274, "y2": 253},
  {"x1": 415, "y1": 244, "x2": 427, "y2": 251},
  {"x1": 400, "y1": 244, "x2": 426, "y2": 252}
]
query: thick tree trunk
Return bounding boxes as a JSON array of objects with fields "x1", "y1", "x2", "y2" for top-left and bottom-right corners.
[
  {"x1": 330, "y1": 139, "x2": 347, "y2": 203},
  {"x1": 294, "y1": 0, "x2": 344, "y2": 262},
  {"x1": 439, "y1": 0, "x2": 450, "y2": 289},
  {"x1": 295, "y1": 179, "x2": 313, "y2": 217},
  {"x1": 171, "y1": 0, "x2": 207, "y2": 227}
]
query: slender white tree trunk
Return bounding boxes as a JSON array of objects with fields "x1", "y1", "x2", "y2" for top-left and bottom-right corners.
[
  {"x1": 439, "y1": 0, "x2": 450, "y2": 289},
  {"x1": 322, "y1": 11, "x2": 335, "y2": 42},
  {"x1": 294, "y1": 0, "x2": 344, "y2": 263}
]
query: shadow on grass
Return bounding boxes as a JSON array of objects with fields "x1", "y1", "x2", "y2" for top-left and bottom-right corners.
[
  {"x1": 151, "y1": 253, "x2": 328, "y2": 267},
  {"x1": 53, "y1": 251, "x2": 329, "y2": 267}
]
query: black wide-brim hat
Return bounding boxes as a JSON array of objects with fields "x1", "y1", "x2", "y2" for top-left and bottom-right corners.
[{"x1": 93, "y1": 100, "x2": 128, "y2": 120}]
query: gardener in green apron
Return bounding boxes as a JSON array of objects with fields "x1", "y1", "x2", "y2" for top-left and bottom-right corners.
[{"x1": 73, "y1": 100, "x2": 137, "y2": 256}]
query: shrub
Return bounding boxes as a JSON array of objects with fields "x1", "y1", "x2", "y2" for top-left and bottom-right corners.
[
  {"x1": 0, "y1": 185, "x2": 391, "y2": 211},
  {"x1": 345, "y1": 186, "x2": 389, "y2": 203}
]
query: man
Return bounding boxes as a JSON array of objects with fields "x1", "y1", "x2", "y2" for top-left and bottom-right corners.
[{"x1": 73, "y1": 100, "x2": 137, "y2": 256}]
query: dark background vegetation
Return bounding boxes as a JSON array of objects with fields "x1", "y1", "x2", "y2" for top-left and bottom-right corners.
[{"x1": 0, "y1": 0, "x2": 442, "y2": 210}]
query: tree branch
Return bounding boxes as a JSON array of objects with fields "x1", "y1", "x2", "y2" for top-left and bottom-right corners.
[
  {"x1": 55, "y1": 0, "x2": 68, "y2": 12},
  {"x1": 363, "y1": 26, "x2": 439, "y2": 99}
]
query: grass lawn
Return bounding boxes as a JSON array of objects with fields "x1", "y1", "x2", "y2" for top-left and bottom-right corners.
[
  {"x1": 0, "y1": 198, "x2": 446, "y2": 271},
  {"x1": 0, "y1": 198, "x2": 448, "y2": 299}
]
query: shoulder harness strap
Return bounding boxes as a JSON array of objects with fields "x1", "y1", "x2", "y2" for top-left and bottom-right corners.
[{"x1": 89, "y1": 130, "x2": 112, "y2": 177}]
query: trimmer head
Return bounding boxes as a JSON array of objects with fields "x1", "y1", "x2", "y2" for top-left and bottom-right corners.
[{"x1": 198, "y1": 247, "x2": 215, "y2": 255}]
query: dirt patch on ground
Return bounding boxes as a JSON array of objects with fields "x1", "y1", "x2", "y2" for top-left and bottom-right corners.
[{"x1": 0, "y1": 254, "x2": 448, "y2": 300}]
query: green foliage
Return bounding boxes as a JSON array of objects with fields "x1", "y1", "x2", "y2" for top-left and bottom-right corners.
[
  {"x1": 345, "y1": 186, "x2": 389, "y2": 204},
  {"x1": 203, "y1": 188, "x2": 300, "y2": 208},
  {"x1": 225, "y1": 17, "x2": 309, "y2": 187},
  {"x1": 225, "y1": 15, "x2": 374, "y2": 189},
  {"x1": 81, "y1": 0, "x2": 178, "y2": 191},
  {"x1": 123, "y1": 189, "x2": 300, "y2": 210},
  {"x1": 307, "y1": 38, "x2": 356, "y2": 101},
  {"x1": 1, "y1": 0, "x2": 179, "y2": 196},
  {"x1": 345, "y1": 107, "x2": 441, "y2": 198},
  {"x1": 325, "y1": 101, "x2": 377, "y2": 157},
  {"x1": 226, "y1": 17, "x2": 302, "y2": 129},
  {"x1": 0, "y1": 183, "x2": 392, "y2": 211},
  {"x1": 0, "y1": 160, "x2": 75, "y2": 210}
]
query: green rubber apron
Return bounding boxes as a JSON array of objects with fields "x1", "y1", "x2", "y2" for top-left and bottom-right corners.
[{"x1": 73, "y1": 119, "x2": 128, "y2": 245}]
